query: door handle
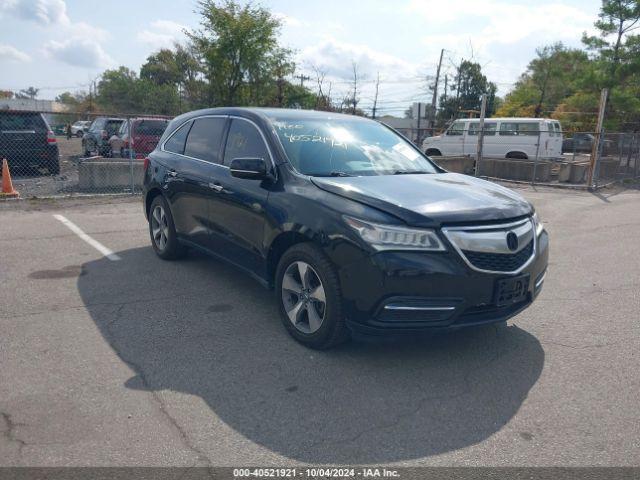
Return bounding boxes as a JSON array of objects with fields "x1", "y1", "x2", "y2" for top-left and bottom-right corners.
[{"x1": 208, "y1": 182, "x2": 224, "y2": 192}]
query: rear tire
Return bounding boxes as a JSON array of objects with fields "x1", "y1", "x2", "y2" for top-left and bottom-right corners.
[
  {"x1": 47, "y1": 158, "x2": 60, "y2": 175},
  {"x1": 148, "y1": 195, "x2": 185, "y2": 260},
  {"x1": 506, "y1": 151, "x2": 528, "y2": 159},
  {"x1": 275, "y1": 243, "x2": 350, "y2": 349}
]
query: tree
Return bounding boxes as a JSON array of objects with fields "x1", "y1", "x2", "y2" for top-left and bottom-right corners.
[
  {"x1": 437, "y1": 60, "x2": 497, "y2": 122},
  {"x1": 188, "y1": 0, "x2": 294, "y2": 106},
  {"x1": 140, "y1": 49, "x2": 184, "y2": 86},
  {"x1": 497, "y1": 44, "x2": 591, "y2": 117},
  {"x1": 583, "y1": 0, "x2": 640, "y2": 83},
  {"x1": 0, "y1": 90, "x2": 13, "y2": 99},
  {"x1": 15, "y1": 87, "x2": 39, "y2": 99}
]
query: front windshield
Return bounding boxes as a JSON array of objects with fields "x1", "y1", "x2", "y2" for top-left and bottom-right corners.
[{"x1": 267, "y1": 115, "x2": 439, "y2": 176}]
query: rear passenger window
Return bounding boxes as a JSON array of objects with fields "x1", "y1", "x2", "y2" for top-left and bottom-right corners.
[
  {"x1": 223, "y1": 119, "x2": 269, "y2": 165},
  {"x1": 184, "y1": 117, "x2": 226, "y2": 163},
  {"x1": 468, "y1": 123, "x2": 496, "y2": 136},
  {"x1": 0, "y1": 113, "x2": 46, "y2": 131},
  {"x1": 500, "y1": 122, "x2": 539, "y2": 136},
  {"x1": 164, "y1": 121, "x2": 192, "y2": 155}
]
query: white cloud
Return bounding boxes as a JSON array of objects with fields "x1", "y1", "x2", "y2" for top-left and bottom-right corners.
[
  {"x1": 299, "y1": 38, "x2": 418, "y2": 80},
  {"x1": 274, "y1": 12, "x2": 305, "y2": 28},
  {"x1": 411, "y1": 0, "x2": 595, "y2": 51},
  {"x1": 137, "y1": 19, "x2": 187, "y2": 48},
  {"x1": 0, "y1": 43, "x2": 30, "y2": 62},
  {"x1": 43, "y1": 38, "x2": 113, "y2": 68},
  {"x1": 409, "y1": 0, "x2": 599, "y2": 95},
  {"x1": 0, "y1": 0, "x2": 69, "y2": 25}
]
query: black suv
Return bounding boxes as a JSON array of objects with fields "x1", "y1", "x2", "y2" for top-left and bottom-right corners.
[
  {"x1": 143, "y1": 108, "x2": 549, "y2": 349},
  {"x1": 82, "y1": 117, "x2": 125, "y2": 157},
  {"x1": 0, "y1": 110, "x2": 60, "y2": 175}
]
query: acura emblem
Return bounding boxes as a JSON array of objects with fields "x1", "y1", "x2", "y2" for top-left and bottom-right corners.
[{"x1": 506, "y1": 231, "x2": 519, "y2": 251}]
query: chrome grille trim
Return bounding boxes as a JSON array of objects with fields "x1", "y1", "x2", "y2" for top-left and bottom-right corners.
[{"x1": 442, "y1": 218, "x2": 537, "y2": 274}]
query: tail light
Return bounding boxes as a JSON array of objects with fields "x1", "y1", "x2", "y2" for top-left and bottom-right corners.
[
  {"x1": 143, "y1": 157, "x2": 150, "y2": 171},
  {"x1": 46, "y1": 131, "x2": 57, "y2": 143}
]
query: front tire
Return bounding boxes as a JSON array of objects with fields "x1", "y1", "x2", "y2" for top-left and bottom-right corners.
[
  {"x1": 275, "y1": 243, "x2": 349, "y2": 349},
  {"x1": 148, "y1": 195, "x2": 185, "y2": 260}
]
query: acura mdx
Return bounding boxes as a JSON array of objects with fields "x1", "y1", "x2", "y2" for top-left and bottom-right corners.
[{"x1": 142, "y1": 108, "x2": 549, "y2": 349}]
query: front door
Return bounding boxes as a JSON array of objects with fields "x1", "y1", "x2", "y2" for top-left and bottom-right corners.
[{"x1": 207, "y1": 117, "x2": 273, "y2": 276}]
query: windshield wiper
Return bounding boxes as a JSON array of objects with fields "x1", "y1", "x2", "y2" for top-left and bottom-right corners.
[
  {"x1": 308, "y1": 171, "x2": 355, "y2": 177},
  {"x1": 392, "y1": 170, "x2": 433, "y2": 175}
]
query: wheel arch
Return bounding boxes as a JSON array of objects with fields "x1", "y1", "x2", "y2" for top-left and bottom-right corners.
[
  {"x1": 425, "y1": 148, "x2": 442, "y2": 156},
  {"x1": 144, "y1": 187, "x2": 164, "y2": 220},
  {"x1": 266, "y1": 230, "x2": 316, "y2": 287},
  {"x1": 505, "y1": 151, "x2": 528, "y2": 159}
]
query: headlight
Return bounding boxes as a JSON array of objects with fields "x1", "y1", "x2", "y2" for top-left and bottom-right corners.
[
  {"x1": 532, "y1": 212, "x2": 544, "y2": 236},
  {"x1": 343, "y1": 216, "x2": 446, "y2": 251}
]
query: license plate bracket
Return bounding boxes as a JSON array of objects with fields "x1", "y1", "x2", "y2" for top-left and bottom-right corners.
[{"x1": 495, "y1": 274, "x2": 530, "y2": 307}]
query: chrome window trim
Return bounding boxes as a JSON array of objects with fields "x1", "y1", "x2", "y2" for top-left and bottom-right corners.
[
  {"x1": 442, "y1": 217, "x2": 537, "y2": 275},
  {"x1": 160, "y1": 114, "x2": 277, "y2": 175}
]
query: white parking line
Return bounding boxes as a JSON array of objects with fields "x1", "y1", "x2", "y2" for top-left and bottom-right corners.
[{"x1": 53, "y1": 214, "x2": 121, "y2": 261}]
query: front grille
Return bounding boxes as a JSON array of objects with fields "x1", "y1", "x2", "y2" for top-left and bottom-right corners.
[{"x1": 462, "y1": 239, "x2": 534, "y2": 272}]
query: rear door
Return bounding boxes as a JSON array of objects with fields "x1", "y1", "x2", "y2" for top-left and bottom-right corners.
[
  {"x1": 465, "y1": 121, "x2": 497, "y2": 156},
  {"x1": 0, "y1": 112, "x2": 48, "y2": 170},
  {"x1": 207, "y1": 117, "x2": 273, "y2": 275},
  {"x1": 162, "y1": 116, "x2": 229, "y2": 250}
]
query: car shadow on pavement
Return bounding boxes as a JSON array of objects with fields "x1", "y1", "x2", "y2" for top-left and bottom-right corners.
[{"x1": 78, "y1": 246, "x2": 544, "y2": 464}]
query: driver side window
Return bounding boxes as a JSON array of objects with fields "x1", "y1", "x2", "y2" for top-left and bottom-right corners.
[
  {"x1": 446, "y1": 121, "x2": 464, "y2": 136},
  {"x1": 223, "y1": 119, "x2": 269, "y2": 165}
]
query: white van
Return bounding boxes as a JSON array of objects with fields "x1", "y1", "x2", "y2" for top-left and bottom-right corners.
[{"x1": 422, "y1": 118, "x2": 563, "y2": 160}]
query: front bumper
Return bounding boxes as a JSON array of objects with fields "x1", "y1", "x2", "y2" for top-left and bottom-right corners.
[{"x1": 338, "y1": 230, "x2": 549, "y2": 335}]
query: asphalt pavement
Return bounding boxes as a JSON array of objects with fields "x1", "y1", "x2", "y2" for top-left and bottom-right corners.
[{"x1": 0, "y1": 186, "x2": 639, "y2": 467}]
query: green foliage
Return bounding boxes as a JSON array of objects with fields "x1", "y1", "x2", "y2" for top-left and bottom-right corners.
[
  {"x1": 188, "y1": 0, "x2": 294, "y2": 107},
  {"x1": 437, "y1": 60, "x2": 498, "y2": 122},
  {"x1": 498, "y1": 44, "x2": 592, "y2": 118},
  {"x1": 15, "y1": 87, "x2": 39, "y2": 99},
  {"x1": 498, "y1": 1, "x2": 640, "y2": 131}
]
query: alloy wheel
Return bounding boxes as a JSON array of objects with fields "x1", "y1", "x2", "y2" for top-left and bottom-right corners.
[
  {"x1": 281, "y1": 261, "x2": 327, "y2": 334},
  {"x1": 151, "y1": 205, "x2": 170, "y2": 251}
]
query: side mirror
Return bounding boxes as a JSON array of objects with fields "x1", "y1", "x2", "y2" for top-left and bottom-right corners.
[{"x1": 229, "y1": 157, "x2": 270, "y2": 180}]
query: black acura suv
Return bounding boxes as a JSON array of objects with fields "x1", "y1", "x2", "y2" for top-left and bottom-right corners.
[{"x1": 143, "y1": 108, "x2": 548, "y2": 349}]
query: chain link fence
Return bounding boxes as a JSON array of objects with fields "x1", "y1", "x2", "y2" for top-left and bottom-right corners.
[
  {"x1": 0, "y1": 110, "x2": 172, "y2": 198},
  {"x1": 2, "y1": 109, "x2": 639, "y2": 198},
  {"x1": 412, "y1": 125, "x2": 640, "y2": 189}
]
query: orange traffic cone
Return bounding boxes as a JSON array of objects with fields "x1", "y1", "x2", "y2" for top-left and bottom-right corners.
[{"x1": 1, "y1": 158, "x2": 19, "y2": 198}]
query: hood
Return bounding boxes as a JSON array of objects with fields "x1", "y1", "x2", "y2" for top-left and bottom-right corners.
[
  {"x1": 424, "y1": 135, "x2": 442, "y2": 144},
  {"x1": 311, "y1": 173, "x2": 532, "y2": 226}
]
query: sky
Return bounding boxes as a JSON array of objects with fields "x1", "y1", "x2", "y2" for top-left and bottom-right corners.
[{"x1": 0, "y1": 0, "x2": 603, "y2": 116}]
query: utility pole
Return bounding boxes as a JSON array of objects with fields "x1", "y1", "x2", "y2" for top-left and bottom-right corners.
[
  {"x1": 416, "y1": 103, "x2": 422, "y2": 146},
  {"x1": 372, "y1": 72, "x2": 380, "y2": 119},
  {"x1": 429, "y1": 48, "x2": 445, "y2": 130},
  {"x1": 587, "y1": 88, "x2": 608, "y2": 189},
  {"x1": 475, "y1": 94, "x2": 487, "y2": 177},
  {"x1": 443, "y1": 74, "x2": 448, "y2": 103},
  {"x1": 295, "y1": 74, "x2": 310, "y2": 88}
]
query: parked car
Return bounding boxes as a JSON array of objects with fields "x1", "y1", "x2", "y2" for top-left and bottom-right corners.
[
  {"x1": 422, "y1": 118, "x2": 563, "y2": 160},
  {"x1": 109, "y1": 117, "x2": 169, "y2": 158},
  {"x1": 0, "y1": 110, "x2": 60, "y2": 175},
  {"x1": 71, "y1": 120, "x2": 92, "y2": 138},
  {"x1": 561, "y1": 133, "x2": 614, "y2": 154},
  {"x1": 82, "y1": 117, "x2": 124, "y2": 157},
  {"x1": 142, "y1": 108, "x2": 549, "y2": 349}
]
